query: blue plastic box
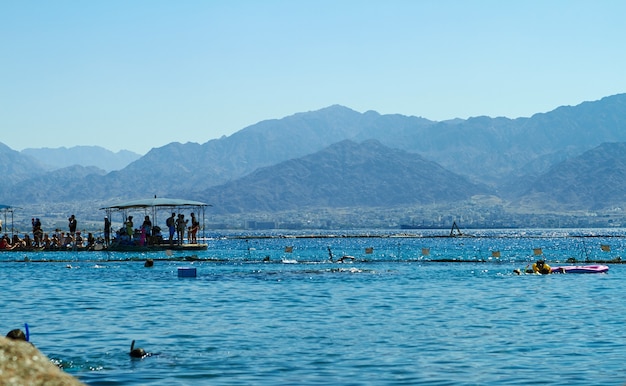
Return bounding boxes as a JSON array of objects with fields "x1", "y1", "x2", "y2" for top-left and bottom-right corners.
[{"x1": 177, "y1": 267, "x2": 197, "y2": 277}]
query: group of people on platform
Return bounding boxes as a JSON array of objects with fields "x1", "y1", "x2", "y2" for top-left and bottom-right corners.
[
  {"x1": 0, "y1": 211, "x2": 202, "y2": 251},
  {"x1": 0, "y1": 214, "x2": 97, "y2": 251},
  {"x1": 164, "y1": 212, "x2": 199, "y2": 245},
  {"x1": 108, "y1": 212, "x2": 200, "y2": 247},
  {"x1": 109, "y1": 214, "x2": 162, "y2": 247}
]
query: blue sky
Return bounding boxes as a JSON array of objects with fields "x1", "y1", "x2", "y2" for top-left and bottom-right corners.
[{"x1": 2, "y1": 0, "x2": 625, "y2": 154}]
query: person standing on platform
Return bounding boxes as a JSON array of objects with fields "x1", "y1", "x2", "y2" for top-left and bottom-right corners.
[
  {"x1": 125, "y1": 216, "x2": 134, "y2": 239},
  {"x1": 68, "y1": 215, "x2": 77, "y2": 236},
  {"x1": 104, "y1": 216, "x2": 111, "y2": 246},
  {"x1": 189, "y1": 213, "x2": 199, "y2": 244},
  {"x1": 166, "y1": 212, "x2": 176, "y2": 245},
  {"x1": 176, "y1": 214, "x2": 188, "y2": 245}
]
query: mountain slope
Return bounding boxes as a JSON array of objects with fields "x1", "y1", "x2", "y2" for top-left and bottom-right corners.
[
  {"x1": 5, "y1": 165, "x2": 107, "y2": 203},
  {"x1": 115, "y1": 105, "x2": 436, "y2": 195},
  {"x1": 116, "y1": 94, "x2": 626, "y2": 199},
  {"x1": 194, "y1": 140, "x2": 491, "y2": 214},
  {"x1": 516, "y1": 142, "x2": 626, "y2": 210},
  {"x1": 0, "y1": 143, "x2": 47, "y2": 186}
]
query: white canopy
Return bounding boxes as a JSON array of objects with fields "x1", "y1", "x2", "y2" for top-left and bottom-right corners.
[{"x1": 101, "y1": 198, "x2": 208, "y2": 210}]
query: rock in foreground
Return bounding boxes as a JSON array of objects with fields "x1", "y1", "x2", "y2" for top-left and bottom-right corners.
[{"x1": 0, "y1": 337, "x2": 84, "y2": 385}]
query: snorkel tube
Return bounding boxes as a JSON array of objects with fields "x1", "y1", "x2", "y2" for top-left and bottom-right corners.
[{"x1": 24, "y1": 323, "x2": 29, "y2": 342}]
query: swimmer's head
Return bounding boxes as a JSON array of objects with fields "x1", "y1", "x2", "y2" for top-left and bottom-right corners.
[
  {"x1": 6, "y1": 329, "x2": 27, "y2": 341},
  {"x1": 130, "y1": 340, "x2": 147, "y2": 358}
]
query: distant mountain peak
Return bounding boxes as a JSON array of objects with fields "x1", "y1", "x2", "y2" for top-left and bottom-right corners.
[
  {"x1": 21, "y1": 146, "x2": 141, "y2": 172},
  {"x1": 198, "y1": 139, "x2": 490, "y2": 214}
]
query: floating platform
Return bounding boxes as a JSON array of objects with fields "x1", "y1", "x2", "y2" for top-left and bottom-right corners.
[
  {"x1": 0, "y1": 243, "x2": 208, "y2": 253},
  {"x1": 105, "y1": 243, "x2": 208, "y2": 252}
]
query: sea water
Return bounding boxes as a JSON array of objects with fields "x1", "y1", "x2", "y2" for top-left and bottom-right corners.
[{"x1": 2, "y1": 228, "x2": 626, "y2": 385}]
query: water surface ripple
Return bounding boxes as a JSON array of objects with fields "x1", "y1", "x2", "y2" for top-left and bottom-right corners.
[{"x1": 2, "y1": 230, "x2": 625, "y2": 385}]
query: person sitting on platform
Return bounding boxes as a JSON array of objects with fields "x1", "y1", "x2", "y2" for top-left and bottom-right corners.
[
  {"x1": 50, "y1": 233, "x2": 60, "y2": 249},
  {"x1": 75, "y1": 231, "x2": 84, "y2": 248},
  {"x1": 151, "y1": 226, "x2": 163, "y2": 245},
  {"x1": 12, "y1": 234, "x2": 23, "y2": 249},
  {"x1": 115, "y1": 227, "x2": 131, "y2": 245},
  {"x1": 0, "y1": 235, "x2": 16, "y2": 250},
  {"x1": 59, "y1": 232, "x2": 70, "y2": 247},
  {"x1": 42, "y1": 233, "x2": 52, "y2": 249},
  {"x1": 22, "y1": 234, "x2": 33, "y2": 250},
  {"x1": 86, "y1": 232, "x2": 95, "y2": 249}
]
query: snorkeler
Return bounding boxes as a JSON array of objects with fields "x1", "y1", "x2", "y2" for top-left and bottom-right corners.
[
  {"x1": 532, "y1": 259, "x2": 552, "y2": 274},
  {"x1": 130, "y1": 340, "x2": 148, "y2": 358},
  {"x1": 5, "y1": 329, "x2": 27, "y2": 341},
  {"x1": 513, "y1": 260, "x2": 552, "y2": 275}
]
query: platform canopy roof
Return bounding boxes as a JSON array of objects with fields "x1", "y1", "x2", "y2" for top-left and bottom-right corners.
[
  {"x1": 0, "y1": 204, "x2": 19, "y2": 210},
  {"x1": 101, "y1": 198, "x2": 209, "y2": 210}
]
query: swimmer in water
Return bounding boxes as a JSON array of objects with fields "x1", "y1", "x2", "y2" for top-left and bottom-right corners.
[
  {"x1": 532, "y1": 259, "x2": 552, "y2": 274},
  {"x1": 130, "y1": 340, "x2": 148, "y2": 358},
  {"x1": 336, "y1": 255, "x2": 355, "y2": 263},
  {"x1": 6, "y1": 329, "x2": 27, "y2": 341}
]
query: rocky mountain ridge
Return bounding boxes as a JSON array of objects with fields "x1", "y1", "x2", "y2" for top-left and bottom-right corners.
[
  {"x1": 2, "y1": 93, "x2": 626, "y2": 228},
  {"x1": 192, "y1": 139, "x2": 491, "y2": 215}
]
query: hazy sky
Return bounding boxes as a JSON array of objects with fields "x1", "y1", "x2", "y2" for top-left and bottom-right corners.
[{"x1": 2, "y1": 1, "x2": 625, "y2": 154}]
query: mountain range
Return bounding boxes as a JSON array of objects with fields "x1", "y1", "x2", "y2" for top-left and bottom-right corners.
[
  {"x1": 21, "y1": 146, "x2": 141, "y2": 172},
  {"x1": 194, "y1": 139, "x2": 491, "y2": 215},
  {"x1": 3, "y1": 93, "x2": 626, "y2": 228}
]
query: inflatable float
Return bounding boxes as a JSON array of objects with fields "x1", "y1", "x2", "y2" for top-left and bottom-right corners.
[
  {"x1": 516, "y1": 264, "x2": 609, "y2": 275},
  {"x1": 550, "y1": 265, "x2": 609, "y2": 274}
]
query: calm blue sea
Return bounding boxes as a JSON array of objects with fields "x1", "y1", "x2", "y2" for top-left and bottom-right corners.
[{"x1": 2, "y1": 228, "x2": 626, "y2": 385}]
